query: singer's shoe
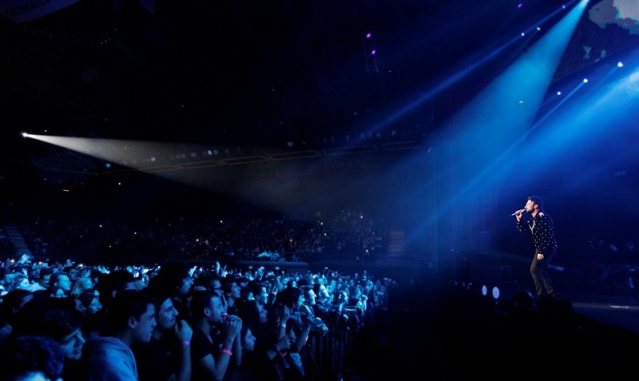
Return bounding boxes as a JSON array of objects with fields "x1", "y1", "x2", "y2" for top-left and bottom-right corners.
[
  {"x1": 533, "y1": 293, "x2": 557, "y2": 308},
  {"x1": 546, "y1": 292, "x2": 559, "y2": 300}
]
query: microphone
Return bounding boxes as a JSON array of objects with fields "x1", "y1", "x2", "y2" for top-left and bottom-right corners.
[{"x1": 510, "y1": 209, "x2": 526, "y2": 216}]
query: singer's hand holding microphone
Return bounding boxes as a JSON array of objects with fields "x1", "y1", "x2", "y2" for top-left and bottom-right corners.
[{"x1": 510, "y1": 208, "x2": 526, "y2": 216}]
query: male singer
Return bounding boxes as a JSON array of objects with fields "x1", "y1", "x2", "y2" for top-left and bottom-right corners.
[{"x1": 514, "y1": 195, "x2": 558, "y2": 300}]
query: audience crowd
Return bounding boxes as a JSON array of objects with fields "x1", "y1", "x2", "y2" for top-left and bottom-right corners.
[
  {"x1": 0, "y1": 221, "x2": 398, "y2": 381},
  {"x1": 5, "y1": 206, "x2": 639, "y2": 380},
  {"x1": 1, "y1": 208, "x2": 388, "y2": 265}
]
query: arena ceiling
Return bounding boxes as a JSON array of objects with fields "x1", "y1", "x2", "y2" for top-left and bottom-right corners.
[{"x1": 1, "y1": 0, "x2": 638, "y2": 200}]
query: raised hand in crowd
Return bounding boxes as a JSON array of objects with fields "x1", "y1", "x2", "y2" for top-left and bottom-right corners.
[{"x1": 174, "y1": 319, "x2": 193, "y2": 348}]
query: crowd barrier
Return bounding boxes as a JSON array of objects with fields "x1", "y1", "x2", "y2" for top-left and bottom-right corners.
[{"x1": 303, "y1": 320, "x2": 356, "y2": 381}]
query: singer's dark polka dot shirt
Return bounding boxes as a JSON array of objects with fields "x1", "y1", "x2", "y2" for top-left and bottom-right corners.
[{"x1": 516, "y1": 211, "x2": 557, "y2": 255}]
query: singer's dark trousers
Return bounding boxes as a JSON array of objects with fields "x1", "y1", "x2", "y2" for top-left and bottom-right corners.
[{"x1": 530, "y1": 249, "x2": 556, "y2": 297}]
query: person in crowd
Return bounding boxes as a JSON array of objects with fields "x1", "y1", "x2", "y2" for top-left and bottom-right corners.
[
  {"x1": 343, "y1": 284, "x2": 365, "y2": 330},
  {"x1": 79, "y1": 289, "x2": 102, "y2": 315},
  {"x1": 325, "y1": 279, "x2": 338, "y2": 296},
  {"x1": 515, "y1": 195, "x2": 559, "y2": 301},
  {"x1": 0, "y1": 289, "x2": 34, "y2": 343},
  {"x1": 250, "y1": 281, "x2": 272, "y2": 310},
  {"x1": 300, "y1": 286, "x2": 316, "y2": 315},
  {"x1": 222, "y1": 276, "x2": 242, "y2": 316},
  {"x1": 230, "y1": 320, "x2": 263, "y2": 381},
  {"x1": 259, "y1": 302, "x2": 306, "y2": 381},
  {"x1": 233, "y1": 274, "x2": 251, "y2": 289},
  {"x1": 224, "y1": 307, "x2": 252, "y2": 381},
  {"x1": 78, "y1": 289, "x2": 103, "y2": 338},
  {"x1": 63, "y1": 266, "x2": 79, "y2": 284},
  {"x1": 76, "y1": 265, "x2": 93, "y2": 280},
  {"x1": 193, "y1": 271, "x2": 225, "y2": 297},
  {"x1": 326, "y1": 289, "x2": 350, "y2": 330},
  {"x1": 274, "y1": 287, "x2": 314, "y2": 355},
  {"x1": 49, "y1": 271, "x2": 72, "y2": 298},
  {"x1": 1, "y1": 268, "x2": 9, "y2": 294},
  {"x1": 9, "y1": 273, "x2": 32, "y2": 292},
  {"x1": 299, "y1": 285, "x2": 329, "y2": 338},
  {"x1": 0, "y1": 335, "x2": 65, "y2": 381},
  {"x1": 133, "y1": 284, "x2": 193, "y2": 381},
  {"x1": 35, "y1": 267, "x2": 54, "y2": 291},
  {"x1": 82, "y1": 289, "x2": 157, "y2": 380},
  {"x1": 346, "y1": 284, "x2": 362, "y2": 309},
  {"x1": 11, "y1": 295, "x2": 87, "y2": 381},
  {"x1": 49, "y1": 286, "x2": 66, "y2": 299},
  {"x1": 234, "y1": 285, "x2": 256, "y2": 327},
  {"x1": 150, "y1": 263, "x2": 194, "y2": 318},
  {"x1": 240, "y1": 298, "x2": 268, "y2": 332},
  {"x1": 11, "y1": 296, "x2": 86, "y2": 361},
  {"x1": 88, "y1": 269, "x2": 137, "y2": 338},
  {"x1": 70, "y1": 276, "x2": 94, "y2": 299},
  {"x1": 311, "y1": 283, "x2": 333, "y2": 322},
  {"x1": 237, "y1": 285, "x2": 255, "y2": 309},
  {"x1": 263, "y1": 276, "x2": 281, "y2": 306},
  {"x1": 97, "y1": 270, "x2": 138, "y2": 309},
  {"x1": 189, "y1": 289, "x2": 243, "y2": 381},
  {"x1": 88, "y1": 268, "x2": 103, "y2": 288}
]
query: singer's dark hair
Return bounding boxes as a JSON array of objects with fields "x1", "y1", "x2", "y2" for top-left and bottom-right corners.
[{"x1": 527, "y1": 195, "x2": 543, "y2": 208}]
